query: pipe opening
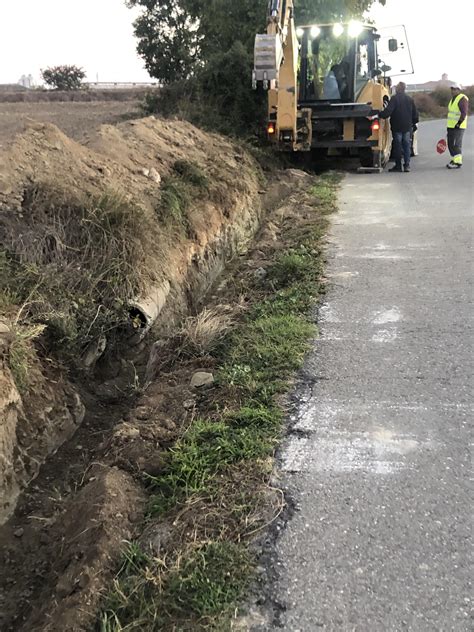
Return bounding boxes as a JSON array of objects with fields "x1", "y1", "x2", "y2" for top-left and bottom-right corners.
[{"x1": 129, "y1": 307, "x2": 149, "y2": 330}]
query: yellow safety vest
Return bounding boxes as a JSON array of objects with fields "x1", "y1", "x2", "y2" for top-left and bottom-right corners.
[{"x1": 447, "y1": 93, "x2": 468, "y2": 129}]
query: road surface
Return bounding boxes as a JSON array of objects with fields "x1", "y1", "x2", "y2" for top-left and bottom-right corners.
[{"x1": 263, "y1": 120, "x2": 473, "y2": 631}]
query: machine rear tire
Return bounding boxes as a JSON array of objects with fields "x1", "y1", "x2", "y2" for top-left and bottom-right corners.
[{"x1": 359, "y1": 148, "x2": 381, "y2": 169}]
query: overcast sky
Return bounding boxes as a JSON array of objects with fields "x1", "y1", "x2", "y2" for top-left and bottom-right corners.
[
  {"x1": 0, "y1": 0, "x2": 151, "y2": 84},
  {"x1": 0, "y1": 0, "x2": 472, "y2": 86},
  {"x1": 368, "y1": 0, "x2": 473, "y2": 86}
]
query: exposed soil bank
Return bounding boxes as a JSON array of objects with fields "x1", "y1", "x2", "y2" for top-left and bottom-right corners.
[
  {"x1": 0, "y1": 116, "x2": 264, "y2": 523},
  {"x1": 0, "y1": 165, "x2": 331, "y2": 631}
]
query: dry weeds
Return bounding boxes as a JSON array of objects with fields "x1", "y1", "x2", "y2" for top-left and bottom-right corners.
[{"x1": 180, "y1": 306, "x2": 234, "y2": 355}]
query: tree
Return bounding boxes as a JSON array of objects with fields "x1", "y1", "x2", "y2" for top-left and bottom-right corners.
[
  {"x1": 296, "y1": 0, "x2": 386, "y2": 23},
  {"x1": 41, "y1": 65, "x2": 86, "y2": 91},
  {"x1": 182, "y1": 0, "x2": 266, "y2": 61},
  {"x1": 128, "y1": 0, "x2": 386, "y2": 134},
  {"x1": 127, "y1": 0, "x2": 199, "y2": 83},
  {"x1": 128, "y1": 0, "x2": 385, "y2": 84}
]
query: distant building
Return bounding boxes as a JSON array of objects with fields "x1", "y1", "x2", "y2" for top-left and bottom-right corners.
[
  {"x1": 407, "y1": 74, "x2": 461, "y2": 93},
  {"x1": 18, "y1": 74, "x2": 35, "y2": 88}
]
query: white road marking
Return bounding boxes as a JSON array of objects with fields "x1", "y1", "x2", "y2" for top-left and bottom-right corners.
[
  {"x1": 282, "y1": 401, "x2": 436, "y2": 476},
  {"x1": 373, "y1": 308, "x2": 402, "y2": 325},
  {"x1": 372, "y1": 328, "x2": 398, "y2": 343},
  {"x1": 319, "y1": 304, "x2": 341, "y2": 323}
]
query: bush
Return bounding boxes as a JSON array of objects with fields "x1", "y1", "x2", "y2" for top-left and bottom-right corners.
[
  {"x1": 412, "y1": 92, "x2": 444, "y2": 119},
  {"x1": 431, "y1": 87, "x2": 452, "y2": 107},
  {"x1": 463, "y1": 85, "x2": 474, "y2": 112},
  {"x1": 143, "y1": 42, "x2": 266, "y2": 137},
  {"x1": 41, "y1": 65, "x2": 86, "y2": 91},
  {"x1": 412, "y1": 85, "x2": 473, "y2": 119}
]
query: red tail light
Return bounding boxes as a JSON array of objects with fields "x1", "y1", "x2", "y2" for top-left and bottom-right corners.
[
  {"x1": 371, "y1": 120, "x2": 380, "y2": 133},
  {"x1": 267, "y1": 122, "x2": 276, "y2": 135}
]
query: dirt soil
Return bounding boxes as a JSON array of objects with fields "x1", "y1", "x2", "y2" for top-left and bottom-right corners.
[
  {"x1": 0, "y1": 93, "x2": 324, "y2": 630},
  {"x1": 0, "y1": 110, "x2": 263, "y2": 528},
  {"x1": 0, "y1": 103, "x2": 285, "y2": 630},
  {"x1": 0, "y1": 101, "x2": 141, "y2": 147},
  {"x1": 0, "y1": 163, "x2": 315, "y2": 630}
]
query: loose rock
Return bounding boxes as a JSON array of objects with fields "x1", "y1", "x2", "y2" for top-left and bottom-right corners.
[
  {"x1": 148, "y1": 167, "x2": 161, "y2": 184},
  {"x1": 190, "y1": 372, "x2": 214, "y2": 388}
]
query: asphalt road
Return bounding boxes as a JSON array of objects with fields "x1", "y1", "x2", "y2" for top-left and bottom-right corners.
[{"x1": 265, "y1": 120, "x2": 473, "y2": 631}]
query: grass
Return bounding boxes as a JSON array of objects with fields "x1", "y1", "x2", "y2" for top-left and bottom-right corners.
[
  {"x1": 1, "y1": 186, "x2": 160, "y2": 365},
  {"x1": 157, "y1": 160, "x2": 209, "y2": 232},
  {"x1": 7, "y1": 322, "x2": 46, "y2": 393},
  {"x1": 219, "y1": 314, "x2": 315, "y2": 402},
  {"x1": 99, "y1": 541, "x2": 252, "y2": 631},
  {"x1": 147, "y1": 412, "x2": 280, "y2": 516},
  {"x1": 97, "y1": 172, "x2": 341, "y2": 631},
  {"x1": 180, "y1": 307, "x2": 234, "y2": 356}
]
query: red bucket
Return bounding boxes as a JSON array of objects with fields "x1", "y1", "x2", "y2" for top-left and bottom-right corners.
[{"x1": 437, "y1": 138, "x2": 447, "y2": 154}]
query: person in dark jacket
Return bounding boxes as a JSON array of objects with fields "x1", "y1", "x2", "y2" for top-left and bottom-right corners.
[{"x1": 377, "y1": 81, "x2": 419, "y2": 172}]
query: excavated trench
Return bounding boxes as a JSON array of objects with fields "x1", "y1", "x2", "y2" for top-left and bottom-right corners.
[
  {"x1": 0, "y1": 115, "x2": 263, "y2": 523},
  {"x1": 0, "y1": 115, "x2": 312, "y2": 629}
]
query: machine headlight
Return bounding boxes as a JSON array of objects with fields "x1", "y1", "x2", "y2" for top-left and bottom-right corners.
[
  {"x1": 348, "y1": 21, "x2": 363, "y2": 37},
  {"x1": 310, "y1": 26, "x2": 321, "y2": 38},
  {"x1": 333, "y1": 23, "x2": 344, "y2": 37},
  {"x1": 296, "y1": 27, "x2": 304, "y2": 39}
]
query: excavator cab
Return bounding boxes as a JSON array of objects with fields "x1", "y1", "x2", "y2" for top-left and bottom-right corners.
[
  {"x1": 298, "y1": 25, "x2": 379, "y2": 104},
  {"x1": 292, "y1": 23, "x2": 392, "y2": 169}
]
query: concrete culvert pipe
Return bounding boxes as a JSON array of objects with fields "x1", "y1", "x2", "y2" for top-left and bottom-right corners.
[{"x1": 129, "y1": 280, "x2": 171, "y2": 334}]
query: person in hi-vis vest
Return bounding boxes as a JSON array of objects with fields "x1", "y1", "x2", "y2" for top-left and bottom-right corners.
[{"x1": 447, "y1": 84, "x2": 469, "y2": 169}]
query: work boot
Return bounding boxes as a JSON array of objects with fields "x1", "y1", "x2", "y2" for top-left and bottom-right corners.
[
  {"x1": 389, "y1": 165, "x2": 402, "y2": 172},
  {"x1": 404, "y1": 164, "x2": 411, "y2": 172},
  {"x1": 447, "y1": 162, "x2": 462, "y2": 169}
]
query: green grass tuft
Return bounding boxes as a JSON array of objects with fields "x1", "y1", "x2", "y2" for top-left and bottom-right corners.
[
  {"x1": 173, "y1": 160, "x2": 209, "y2": 190},
  {"x1": 7, "y1": 323, "x2": 46, "y2": 393},
  {"x1": 148, "y1": 412, "x2": 279, "y2": 513},
  {"x1": 267, "y1": 251, "x2": 311, "y2": 287},
  {"x1": 157, "y1": 160, "x2": 209, "y2": 233},
  {"x1": 219, "y1": 314, "x2": 315, "y2": 400},
  {"x1": 158, "y1": 176, "x2": 192, "y2": 227},
  {"x1": 97, "y1": 172, "x2": 341, "y2": 631},
  {"x1": 165, "y1": 542, "x2": 252, "y2": 618},
  {"x1": 99, "y1": 541, "x2": 251, "y2": 631}
]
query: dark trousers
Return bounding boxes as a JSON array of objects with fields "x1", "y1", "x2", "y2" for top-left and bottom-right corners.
[
  {"x1": 393, "y1": 131, "x2": 411, "y2": 168},
  {"x1": 447, "y1": 128, "x2": 465, "y2": 162}
]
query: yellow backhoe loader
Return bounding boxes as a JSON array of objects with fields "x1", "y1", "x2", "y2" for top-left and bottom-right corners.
[{"x1": 253, "y1": 0, "x2": 414, "y2": 171}]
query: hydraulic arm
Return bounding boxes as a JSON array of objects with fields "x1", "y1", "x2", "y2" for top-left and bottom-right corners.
[
  {"x1": 253, "y1": 1, "x2": 311, "y2": 150},
  {"x1": 253, "y1": 0, "x2": 294, "y2": 89}
]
